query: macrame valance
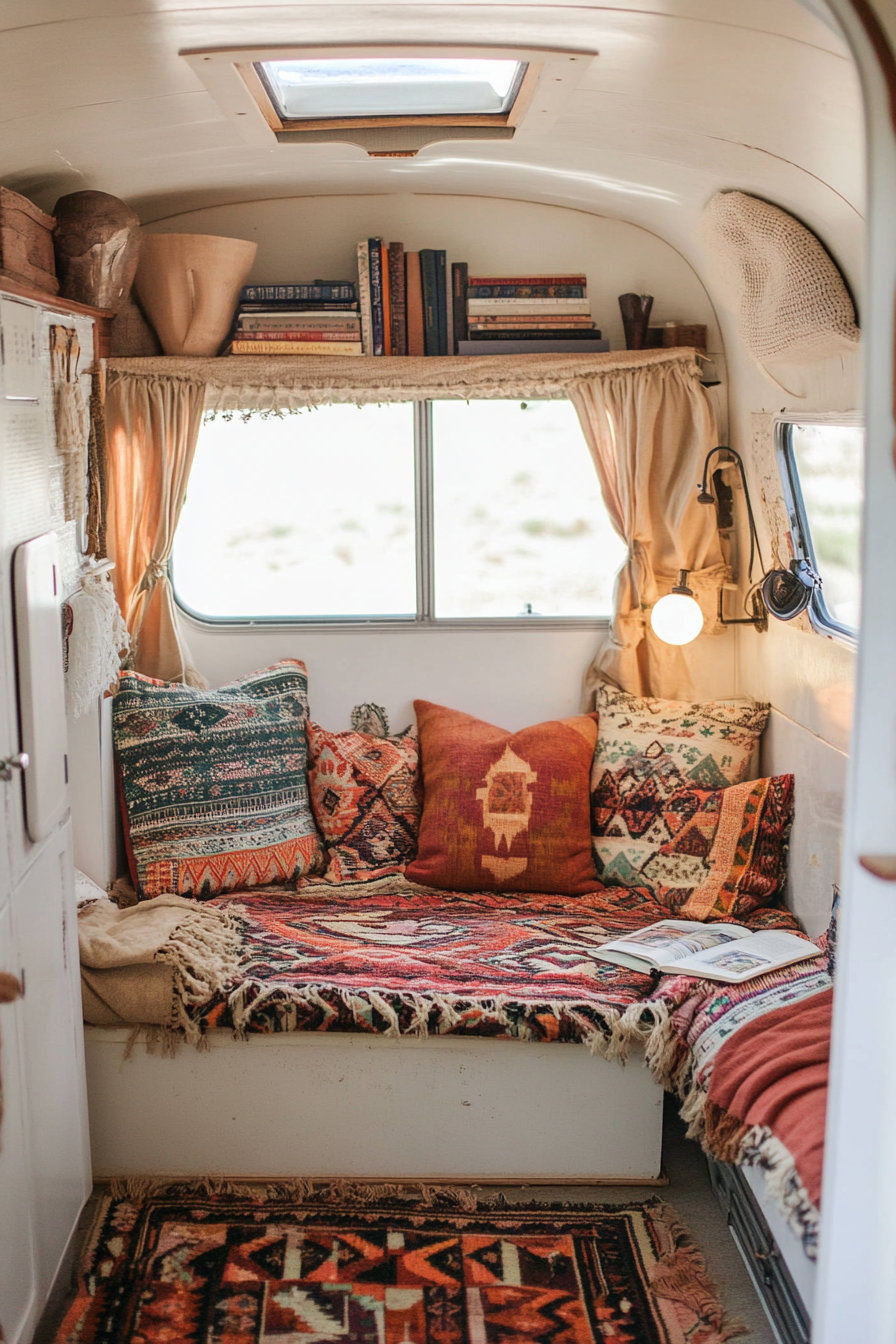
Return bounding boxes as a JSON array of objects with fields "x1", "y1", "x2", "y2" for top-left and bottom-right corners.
[{"x1": 105, "y1": 347, "x2": 704, "y2": 413}]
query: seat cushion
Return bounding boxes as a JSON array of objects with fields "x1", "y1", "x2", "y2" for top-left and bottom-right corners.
[
  {"x1": 591, "y1": 683, "x2": 770, "y2": 886},
  {"x1": 114, "y1": 661, "x2": 323, "y2": 898},
  {"x1": 405, "y1": 700, "x2": 600, "y2": 894},
  {"x1": 307, "y1": 723, "x2": 421, "y2": 883}
]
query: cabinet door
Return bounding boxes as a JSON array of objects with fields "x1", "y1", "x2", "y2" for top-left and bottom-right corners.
[{"x1": 0, "y1": 902, "x2": 38, "y2": 1344}]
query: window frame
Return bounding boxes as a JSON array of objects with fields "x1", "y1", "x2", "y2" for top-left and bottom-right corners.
[
  {"x1": 173, "y1": 397, "x2": 613, "y2": 634},
  {"x1": 774, "y1": 414, "x2": 864, "y2": 646}
]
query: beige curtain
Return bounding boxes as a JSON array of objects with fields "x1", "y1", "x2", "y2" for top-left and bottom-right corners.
[
  {"x1": 104, "y1": 371, "x2": 206, "y2": 686},
  {"x1": 567, "y1": 357, "x2": 728, "y2": 701}
]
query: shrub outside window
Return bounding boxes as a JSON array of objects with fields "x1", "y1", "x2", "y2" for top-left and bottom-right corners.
[{"x1": 171, "y1": 398, "x2": 624, "y2": 624}]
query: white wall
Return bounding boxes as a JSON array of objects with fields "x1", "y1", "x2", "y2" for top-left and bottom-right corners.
[{"x1": 156, "y1": 192, "x2": 736, "y2": 726}]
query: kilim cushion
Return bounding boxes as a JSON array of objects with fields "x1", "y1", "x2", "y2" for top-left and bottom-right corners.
[
  {"x1": 591, "y1": 682, "x2": 770, "y2": 886},
  {"x1": 114, "y1": 661, "x2": 323, "y2": 899},
  {"x1": 307, "y1": 723, "x2": 421, "y2": 882},
  {"x1": 602, "y1": 773, "x2": 795, "y2": 920},
  {"x1": 405, "y1": 701, "x2": 601, "y2": 894}
]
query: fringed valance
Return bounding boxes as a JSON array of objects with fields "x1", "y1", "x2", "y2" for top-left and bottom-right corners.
[{"x1": 104, "y1": 348, "x2": 704, "y2": 413}]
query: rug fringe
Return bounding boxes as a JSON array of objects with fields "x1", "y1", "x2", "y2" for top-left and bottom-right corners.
[
  {"x1": 737, "y1": 1124, "x2": 820, "y2": 1261},
  {"x1": 648, "y1": 1198, "x2": 749, "y2": 1342}
]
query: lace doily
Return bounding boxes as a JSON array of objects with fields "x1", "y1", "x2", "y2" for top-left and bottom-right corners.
[{"x1": 65, "y1": 569, "x2": 130, "y2": 719}]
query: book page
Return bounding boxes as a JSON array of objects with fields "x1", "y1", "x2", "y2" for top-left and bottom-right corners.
[
  {"x1": 674, "y1": 929, "x2": 821, "y2": 980},
  {"x1": 604, "y1": 920, "x2": 748, "y2": 967}
]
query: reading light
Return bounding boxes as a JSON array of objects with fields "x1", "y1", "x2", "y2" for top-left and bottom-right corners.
[
  {"x1": 650, "y1": 570, "x2": 705, "y2": 645},
  {"x1": 697, "y1": 447, "x2": 822, "y2": 627}
]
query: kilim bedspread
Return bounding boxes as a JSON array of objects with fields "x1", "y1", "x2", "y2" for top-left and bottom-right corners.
[{"x1": 196, "y1": 877, "x2": 800, "y2": 1055}]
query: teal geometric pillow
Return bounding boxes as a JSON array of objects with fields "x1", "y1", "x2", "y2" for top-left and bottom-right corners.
[
  {"x1": 114, "y1": 661, "x2": 323, "y2": 898},
  {"x1": 591, "y1": 683, "x2": 770, "y2": 887}
]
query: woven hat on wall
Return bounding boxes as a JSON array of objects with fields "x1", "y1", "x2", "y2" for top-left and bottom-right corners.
[{"x1": 699, "y1": 191, "x2": 860, "y2": 364}]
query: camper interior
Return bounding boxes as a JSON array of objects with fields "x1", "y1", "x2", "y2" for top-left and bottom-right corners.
[{"x1": 2, "y1": 1, "x2": 896, "y2": 1342}]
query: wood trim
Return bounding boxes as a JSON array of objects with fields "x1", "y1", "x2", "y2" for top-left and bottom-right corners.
[
  {"x1": 236, "y1": 61, "x2": 284, "y2": 131},
  {"x1": 0, "y1": 273, "x2": 113, "y2": 321},
  {"x1": 505, "y1": 62, "x2": 542, "y2": 128}
]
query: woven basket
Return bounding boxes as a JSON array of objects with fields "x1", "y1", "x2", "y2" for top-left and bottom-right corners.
[{"x1": 134, "y1": 233, "x2": 257, "y2": 356}]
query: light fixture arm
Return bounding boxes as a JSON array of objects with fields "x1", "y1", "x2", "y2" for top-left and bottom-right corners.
[{"x1": 697, "y1": 446, "x2": 767, "y2": 582}]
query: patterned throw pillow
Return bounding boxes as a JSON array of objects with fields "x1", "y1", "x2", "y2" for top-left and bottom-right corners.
[
  {"x1": 405, "y1": 701, "x2": 601, "y2": 895},
  {"x1": 307, "y1": 724, "x2": 421, "y2": 883},
  {"x1": 642, "y1": 774, "x2": 794, "y2": 920},
  {"x1": 114, "y1": 661, "x2": 323, "y2": 899},
  {"x1": 591, "y1": 683, "x2": 770, "y2": 886}
]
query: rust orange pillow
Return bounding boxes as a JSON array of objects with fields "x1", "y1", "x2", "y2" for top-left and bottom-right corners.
[{"x1": 405, "y1": 701, "x2": 601, "y2": 894}]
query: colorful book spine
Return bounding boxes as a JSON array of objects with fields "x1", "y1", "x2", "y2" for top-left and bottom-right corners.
[
  {"x1": 468, "y1": 313, "x2": 594, "y2": 326},
  {"x1": 466, "y1": 284, "x2": 586, "y2": 298},
  {"x1": 465, "y1": 328, "x2": 603, "y2": 341},
  {"x1": 420, "y1": 249, "x2": 439, "y2": 357},
  {"x1": 238, "y1": 315, "x2": 361, "y2": 329},
  {"x1": 229, "y1": 340, "x2": 363, "y2": 355},
  {"x1": 368, "y1": 237, "x2": 385, "y2": 356},
  {"x1": 467, "y1": 274, "x2": 587, "y2": 286},
  {"x1": 237, "y1": 302, "x2": 359, "y2": 312},
  {"x1": 239, "y1": 282, "x2": 357, "y2": 302},
  {"x1": 451, "y1": 263, "x2": 468, "y2": 353},
  {"x1": 380, "y1": 240, "x2": 393, "y2": 356},
  {"x1": 389, "y1": 242, "x2": 407, "y2": 356},
  {"x1": 233, "y1": 330, "x2": 365, "y2": 342},
  {"x1": 467, "y1": 298, "x2": 592, "y2": 314},
  {"x1": 405, "y1": 252, "x2": 425, "y2": 356},
  {"x1": 435, "y1": 250, "x2": 448, "y2": 356},
  {"x1": 356, "y1": 241, "x2": 373, "y2": 356}
]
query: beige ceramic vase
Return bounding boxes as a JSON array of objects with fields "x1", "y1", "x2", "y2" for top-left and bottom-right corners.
[{"x1": 133, "y1": 233, "x2": 257, "y2": 356}]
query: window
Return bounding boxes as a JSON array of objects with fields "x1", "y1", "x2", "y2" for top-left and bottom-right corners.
[
  {"x1": 777, "y1": 420, "x2": 864, "y2": 637},
  {"x1": 172, "y1": 398, "x2": 624, "y2": 625}
]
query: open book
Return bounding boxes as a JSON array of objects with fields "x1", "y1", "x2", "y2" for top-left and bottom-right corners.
[{"x1": 594, "y1": 919, "x2": 822, "y2": 984}]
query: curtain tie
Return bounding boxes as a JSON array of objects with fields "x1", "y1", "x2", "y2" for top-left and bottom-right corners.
[{"x1": 138, "y1": 559, "x2": 169, "y2": 594}]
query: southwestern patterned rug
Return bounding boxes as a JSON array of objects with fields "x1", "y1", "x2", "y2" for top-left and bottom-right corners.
[{"x1": 54, "y1": 1184, "x2": 745, "y2": 1344}]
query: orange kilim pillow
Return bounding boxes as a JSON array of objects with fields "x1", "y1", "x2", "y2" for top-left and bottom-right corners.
[{"x1": 405, "y1": 701, "x2": 601, "y2": 894}]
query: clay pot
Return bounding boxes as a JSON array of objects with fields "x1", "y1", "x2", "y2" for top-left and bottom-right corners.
[
  {"x1": 618, "y1": 292, "x2": 654, "y2": 350},
  {"x1": 53, "y1": 190, "x2": 142, "y2": 312},
  {"x1": 133, "y1": 233, "x2": 258, "y2": 356}
]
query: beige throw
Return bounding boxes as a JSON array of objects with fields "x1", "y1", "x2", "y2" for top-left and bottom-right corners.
[{"x1": 79, "y1": 894, "x2": 243, "y2": 1044}]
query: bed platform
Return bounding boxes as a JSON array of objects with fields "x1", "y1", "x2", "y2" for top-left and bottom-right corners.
[{"x1": 84, "y1": 1026, "x2": 665, "y2": 1181}]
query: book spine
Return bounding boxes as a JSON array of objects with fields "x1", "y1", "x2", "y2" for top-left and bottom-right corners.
[
  {"x1": 240, "y1": 283, "x2": 356, "y2": 302},
  {"x1": 356, "y1": 242, "x2": 373, "y2": 356},
  {"x1": 229, "y1": 340, "x2": 363, "y2": 355},
  {"x1": 465, "y1": 328, "x2": 602, "y2": 341},
  {"x1": 238, "y1": 321, "x2": 361, "y2": 333},
  {"x1": 388, "y1": 242, "x2": 407, "y2": 356},
  {"x1": 451, "y1": 263, "x2": 468, "y2": 353},
  {"x1": 468, "y1": 314, "x2": 594, "y2": 326},
  {"x1": 466, "y1": 284, "x2": 586, "y2": 298},
  {"x1": 420, "y1": 250, "x2": 439, "y2": 357},
  {"x1": 233, "y1": 330, "x2": 365, "y2": 342},
  {"x1": 368, "y1": 238, "x2": 385, "y2": 356},
  {"x1": 380, "y1": 240, "x2": 393, "y2": 356},
  {"x1": 468, "y1": 274, "x2": 587, "y2": 286},
  {"x1": 435, "y1": 250, "x2": 447, "y2": 356},
  {"x1": 405, "y1": 252, "x2": 425, "y2": 356},
  {"x1": 456, "y1": 338, "x2": 609, "y2": 354},
  {"x1": 237, "y1": 302, "x2": 359, "y2": 312},
  {"x1": 466, "y1": 298, "x2": 592, "y2": 313}
]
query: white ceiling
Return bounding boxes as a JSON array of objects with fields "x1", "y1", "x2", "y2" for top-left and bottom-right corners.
[{"x1": 0, "y1": 0, "x2": 864, "y2": 284}]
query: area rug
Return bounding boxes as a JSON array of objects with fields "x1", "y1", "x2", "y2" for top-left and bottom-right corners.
[{"x1": 54, "y1": 1183, "x2": 744, "y2": 1343}]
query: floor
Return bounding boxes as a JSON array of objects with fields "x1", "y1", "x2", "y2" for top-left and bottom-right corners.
[{"x1": 34, "y1": 1094, "x2": 778, "y2": 1343}]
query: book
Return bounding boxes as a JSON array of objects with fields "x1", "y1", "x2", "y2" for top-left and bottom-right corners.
[
  {"x1": 467, "y1": 284, "x2": 586, "y2": 298},
  {"x1": 240, "y1": 282, "x2": 356, "y2": 302},
  {"x1": 592, "y1": 919, "x2": 822, "y2": 985},
  {"x1": 468, "y1": 314, "x2": 595, "y2": 327},
  {"x1": 237, "y1": 301, "x2": 359, "y2": 312},
  {"x1": 228, "y1": 340, "x2": 363, "y2": 355},
  {"x1": 465, "y1": 328, "x2": 603, "y2": 342},
  {"x1": 451, "y1": 262, "x2": 468, "y2": 353},
  {"x1": 467, "y1": 298, "x2": 592, "y2": 314},
  {"x1": 368, "y1": 237, "x2": 385, "y2": 356},
  {"x1": 405, "y1": 251, "x2": 425, "y2": 356},
  {"x1": 356, "y1": 241, "x2": 373, "y2": 356},
  {"x1": 231, "y1": 330, "x2": 364, "y2": 342},
  {"x1": 420, "y1": 249, "x2": 440, "y2": 357},
  {"x1": 380, "y1": 240, "x2": 393, "y2": 356},
  {"x1": 435, "y1": 250, "x2": 448, "y2": 355},
  {"x1": 467, "y1": 323, "x2": 596, "y2": 333},
  {"x1": 238, "y1": 316, "x2": 360, "y2": 331},
  {"x1": 389, "y1": 242, "x2": 407, "y2": 355},
  {"x1": 456, "y1": 338, "x2": 609, "y2": 354},
  {"x1": 468, "y1": 273, "x2": 588, "y2": 286}
]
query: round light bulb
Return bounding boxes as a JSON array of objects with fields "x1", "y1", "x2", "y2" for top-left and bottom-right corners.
[{"x1": 650, "y1": 592, "x2": 704, "y2": 646}]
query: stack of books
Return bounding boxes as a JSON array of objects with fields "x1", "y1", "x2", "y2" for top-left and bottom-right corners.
[
  {"x1": 357, "y1": 240, "x2": 451, "y2": 356},
  {"x1": 456, "y1": 274, "x2": 610, "y2": 355},
  {"x1": 226, "y1": 282, "x2": 362, "y2": 355}
]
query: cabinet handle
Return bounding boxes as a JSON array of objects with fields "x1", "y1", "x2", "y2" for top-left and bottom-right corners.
[
  {"x1": 0, "y1": 751, "x2": 29, "y2": 782},
  {"x1": 860, "y1": 855, "x2": 896, "y2": 881}
]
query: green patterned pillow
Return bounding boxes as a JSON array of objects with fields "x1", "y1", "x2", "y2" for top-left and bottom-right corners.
[
  {"x1": 591, "y1": 683, "x2": 770, "y2": 888},
  {"x1": 114, "y1": 661, "x2": 324, "y2": 899}
]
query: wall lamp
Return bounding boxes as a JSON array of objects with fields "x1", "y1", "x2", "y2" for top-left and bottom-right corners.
[{"x1": 650, "y1": 446, "x2": 822, "y2": 646}]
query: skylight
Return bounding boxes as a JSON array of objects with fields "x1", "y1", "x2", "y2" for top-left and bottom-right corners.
[{"x1": 256, "y1": 58, "x2": 526, "y2": 120}]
